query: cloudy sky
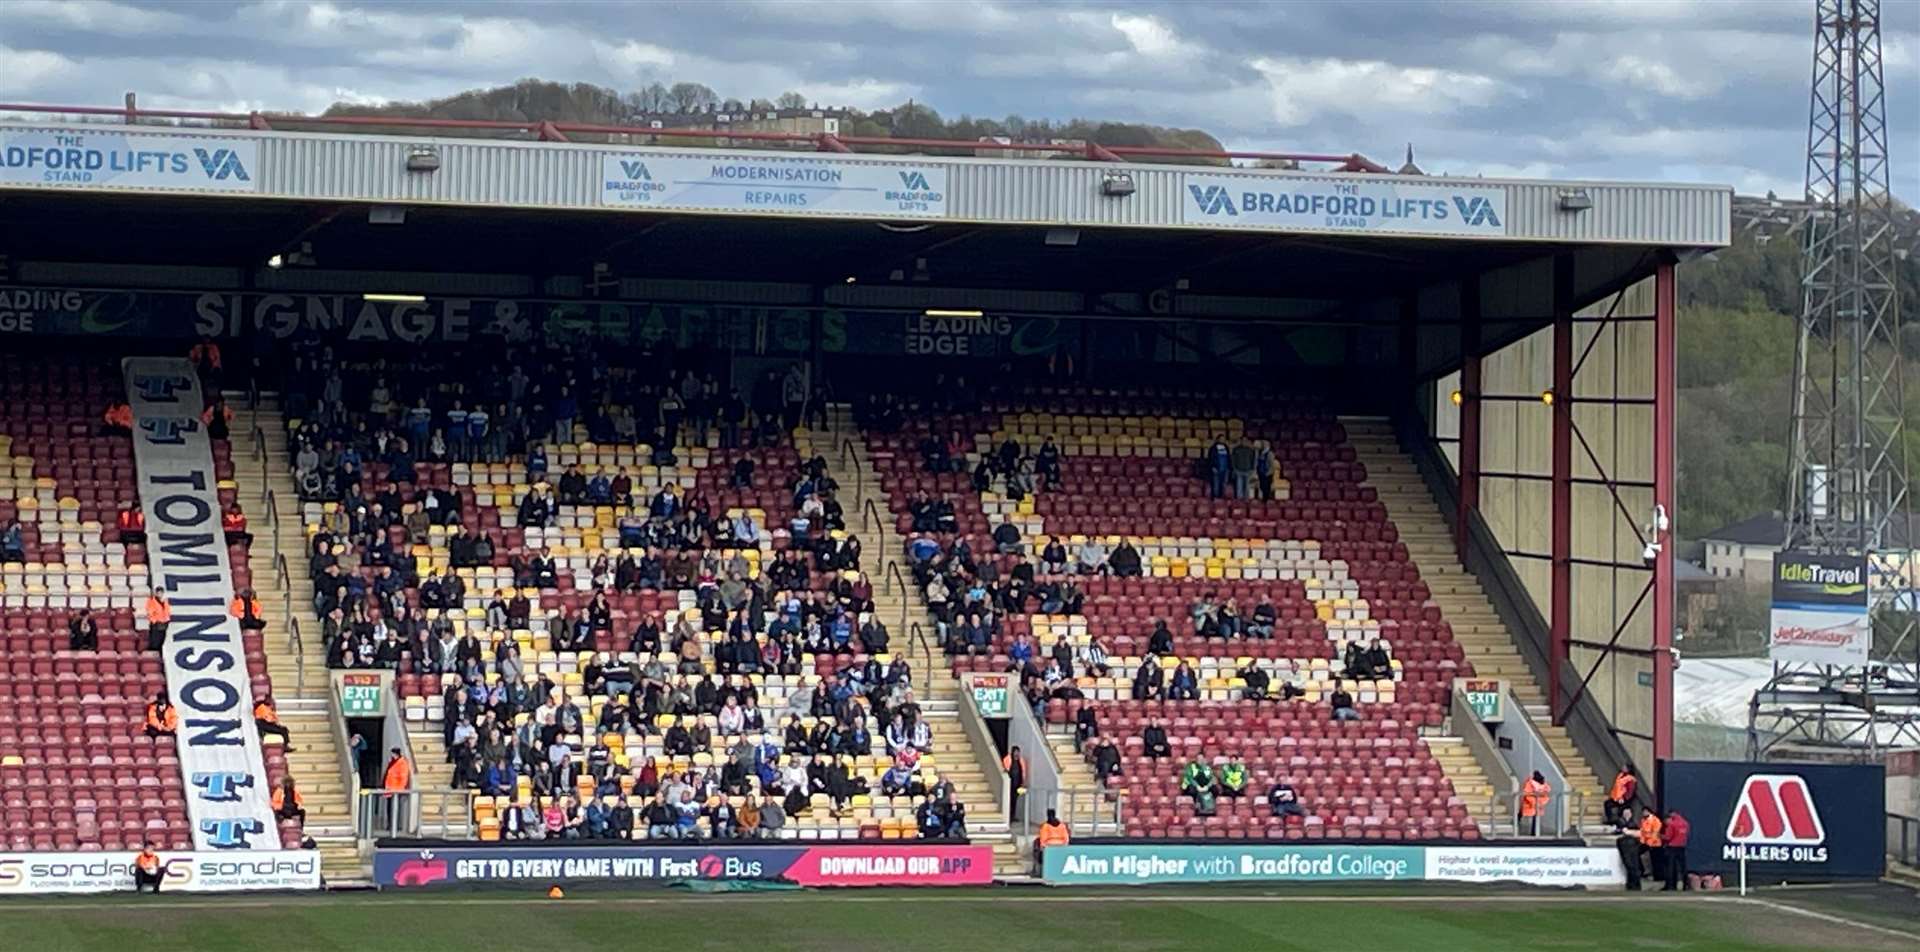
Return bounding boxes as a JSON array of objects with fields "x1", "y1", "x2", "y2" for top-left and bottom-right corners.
[{"x1": 1, "y1": 0, "x2": 1915, "y2": 196}]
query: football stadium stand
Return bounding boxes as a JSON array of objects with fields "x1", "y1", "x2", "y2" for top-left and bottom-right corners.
[
  {"x1": 0, "y1": 355, "x2": 314, "y2": 853},
  {"x1": 864, "y1": 390, "x2": 1601, "y2": 840},
  {"x1": 275, "y1": 349, "x2": 1017, "y2": 870}
]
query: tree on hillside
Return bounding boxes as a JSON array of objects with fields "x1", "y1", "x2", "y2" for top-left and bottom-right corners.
[
  {"x1": 667, "y1": 82, "x2": 718, "y2": 113},
  {"x1": 775, "y1": 91, "x2": 808, "y2": 110}
]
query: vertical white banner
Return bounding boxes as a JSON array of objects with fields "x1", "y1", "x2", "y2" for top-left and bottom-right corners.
[{"x1": 124, "y1": 357, "x2": 279, "y2": 851}]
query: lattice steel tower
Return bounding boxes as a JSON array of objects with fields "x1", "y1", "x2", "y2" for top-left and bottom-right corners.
[{"x1": 1751, "y1": 0, "x2": 1919, "y2": 758}]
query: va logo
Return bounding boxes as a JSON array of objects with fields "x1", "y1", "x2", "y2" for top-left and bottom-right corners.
[
  {"x1": 193, "y1": 148, "x2": 250, "y2": 182},
  {"x1": 200, "y1": 818, "x2": 265, "y2": 849},
  {"x1": 140, "y1": 416, "x2": 200, "y2": 446},
  {"x1": 133, "y1": 373, "x2": 192, "y2": 402},
  {"x1": 1187, "y1": 184, "x2": 1237, "y2": 216},
  {"x1": 899, "y1": 171, "x2": 932, "y2": 190},
  {"x1": 619, "y1": 160, "x2": 651, "y2": 180},
  {"x1": 192, "y1": 772, "x2": 255, "y2": 803},
  {"x1": 1452, "y1": 195, "x2": 1502, "y2": 228}
]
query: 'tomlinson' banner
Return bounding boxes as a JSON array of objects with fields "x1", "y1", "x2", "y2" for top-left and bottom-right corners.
[
  {"x1": 125, "y1": 357, "x2": 280, "y2": 851},
  {"x1": 0, "y1": 128, "x2": 257, "y2": 192}
]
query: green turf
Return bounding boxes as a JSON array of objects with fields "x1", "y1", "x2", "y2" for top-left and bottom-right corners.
[{"x1": 0, "y1": 887, "x2": 1912, "y2": 952}]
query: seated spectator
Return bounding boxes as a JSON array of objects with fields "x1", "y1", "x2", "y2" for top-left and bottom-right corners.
[
  {"x1": 1181, "y1": 756, "x2": 1215, "y2": 805},
  {"x1": 1141, "y1": 718, "x2": 1172, "y2": 759},
  {"x1": 1146, "y1": 619, "x2": 1174, "y2": 656},
  {"x1": 1268, "y1": 780, "x2": 1307, "y2": 820},
  {"x1": 222, "y1": 504, "x2": 251, "y2": 545},
  {"x1": 1218, "y1": 755, "x2": 1249, "y2": 797},
  {"x1": 115, "y1": 504, "x2": 145, "y2": 545},
  {"x1": 253, "y1": 695, "x2": 294, "y2": 750},
  {"x1": 230, "y1": 589, "x2": 268, "y2": 631},
  {"x1": 1131, "y1": 656, "x2": 1165, "y2": 701},
  {"x1": 992, "y1": 520, "x2": 1023, "y2": 555},
  {"x1": 1248, "y1": 597, "x2": 1277, "y2": 639},
  {"x1": 101, "y1": 400, "x2": 133, "y2": 435},
  {"x1": 1075, "y1": 537, "x2": 1108, "y2": 575},
  {"x1": 144, "y1": 691, "x2": 178, "y2": 738},
  {"x1": 68, "y1": 609, "x2": 98, "y2": 651},
  {"x1": 1109, "y1": 539, "x2": 1142, "y2": 577},
  {"x1": 1168, "y1": 661, "x2": 1199, "y2": 701},
  {"x1": 1240, "y1": 662, "x2": 1271, "y2": 701},
  {"x1": 1090, "y1": 736, "x2": 1123, "y2": 783},
  {"x1": 271, "y1": 776, "x2": 306, "y2": 827},
  {"x1": 1040, "y1": 538, "x2": 1068, "y2": 574},
  {"x1": 1331, "y1": 687, "x2": 1361, "y2": 722},
  {"x1": 757, "y1": 794, "x2": 786, "y2": 839},
  {"x1": 1079, "y1": 635, "x2": 1111, "y2": 678},
  {"x1": 1364, "y1": 639, "x2": 1393, "y2": 679}
]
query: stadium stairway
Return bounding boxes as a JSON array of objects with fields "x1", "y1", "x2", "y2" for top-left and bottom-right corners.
[
  {"x1": 1343, "y1": 417, "x2": 1604, "y2": 830},
  {"x1": 829, "y1": 409, "x2": 1022, "y2": 877},
  {"x1": 231, "y1": 395, "x2": 362, "y2": 882}
]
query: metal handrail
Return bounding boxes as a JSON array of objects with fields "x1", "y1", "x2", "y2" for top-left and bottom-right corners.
[
  {"x1": 1891, "y1": 812, "x2": 1920, "y2": 869},
  {"x1": 289, "y1": 615, "x2": 304, "y2": 691},
  {"x1": 839, "y1": 437, "x2": 865, "y2": 506},
  {"x1": 263, "y1": 487, "x2": 279, "y2": 527},
  {"x1": 883, "y1": 558, "x2": 909, "y2": 635},
  {"x1": 863, "y1": 497, "x2": 885, "y2": 537},
  {"x1": 249, "y1": 423, "x2": 267, "y2": 462},
  {"x1": 909, "y1": 621, "x2": 931, "y2": 678}
]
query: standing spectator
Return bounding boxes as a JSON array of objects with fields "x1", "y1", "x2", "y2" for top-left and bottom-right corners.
[
  {"x1": 68, "y1": 609, "x2": 99, "y2": 651},
  {"x1": 1637, "y1": 807, "x2": 1665, "y2": 885},
  {"x1": 1002, "y1": 746, "x2": 1028, "y2": 821},
  {"x1": 1254, "y1": 440, "x2": 1276, "y2": 500},
  {"x1": 1520, "y1": 771, "x2": 1552, "y2": 836},
  {"x1": 383, "y1": 747, "x2": 413, "y2": 791},
  {"x1": 1605, "y1": 764, "x2": 1639, "y2": 829},
  {"x1": 145, "y1": 589, "x2": 171, "y2": 651},
  {"x1": 1662, "y1": 811, "x2": 1691, "y2": 891},
  {"x1": 1229, "y1": 438, "x2": 1255, "y2": 498},
  {"x1": 1206, "y1": 438, "x2": 1230, "y2": 499}
]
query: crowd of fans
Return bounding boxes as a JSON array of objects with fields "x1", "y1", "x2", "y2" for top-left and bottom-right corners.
[{"x1": 274, "y1": 341, "x2": 972, "y2": 840}]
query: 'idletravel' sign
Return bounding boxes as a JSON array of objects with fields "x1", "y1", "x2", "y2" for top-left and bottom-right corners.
[
  {"x1": 601, "y1": 153, "x2": 947, "y2": 218},
  {"x1": 1181, "y1": 174, "x2": 1506, "y2": 237},
  {"x1": 1660, "y1": 761, "x2": 1884, "y2": 880},
  {"x1": 375, "y1": 843, "x2": 991, "y2": 888},
  {"x1": 1769, "y1": 550, "x2": 1870, "y2": 666},
  {"x1": 0, "y1": 127, "x2": 258, "y2": 192},
  {"x1": 0, "y1": 850, "x2": 319, "y2": 894},
  {"x1": 125, "y1": 357, "x2": 280, "y2": 851}
]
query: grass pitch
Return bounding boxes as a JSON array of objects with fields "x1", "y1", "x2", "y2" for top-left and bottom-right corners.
[{"x1": 0, "y1": 882, "x2": 1913, "y2": 951}]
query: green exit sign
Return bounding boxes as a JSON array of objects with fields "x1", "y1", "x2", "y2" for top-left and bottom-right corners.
[{"x1": 341, "y1": 674, "x2": 384, "y2": 716}]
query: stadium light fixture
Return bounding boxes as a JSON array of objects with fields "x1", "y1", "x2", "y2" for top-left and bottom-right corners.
[
  {"x1": 1557, "y1": 188, "x2": 1593, "y2": 212},
  {"x1": 1045, "y1": 228, "x2": 1080, "y2": 247},
  {"x1": 1100, "y1": 171, "x2": 1136, "y2": 197},
  {"x1": 405, "y1": 148, "x2": 441, "y2": 173},
  {"x1": 364, "y1": 293, "x2": 426, "y2": 303},
  {"x1": 1449, "y1": 389, "x2": 1463, "y2": 406},
  {"x1": 1540, "y1": 389, "x2": 1555, "y2": 406},
  {"x1": 266, "y1": 254, "x2": 283, "y2": 270},
  {"x1": 925, "y1": 309, "x2": 984, "y2": 318}
]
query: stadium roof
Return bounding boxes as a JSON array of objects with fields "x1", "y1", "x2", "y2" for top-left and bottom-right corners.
[{"x1": 0, "y1": 108, "x2": 1731, "y2": 249}]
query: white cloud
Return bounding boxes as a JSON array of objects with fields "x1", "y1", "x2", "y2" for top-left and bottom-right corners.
[
  {"x1": 1250, "y1": 57, "x2": 1509, "y2": 126},
  {"x1": 1109, "y1": 13, "x2": 1195, "y2": 59},
  {"x1": 4, "y1": 0, "x2": 193, "y2": 35},
  {"x1": 0, "y1": 46, "x2": 77, "y2": 96}
]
